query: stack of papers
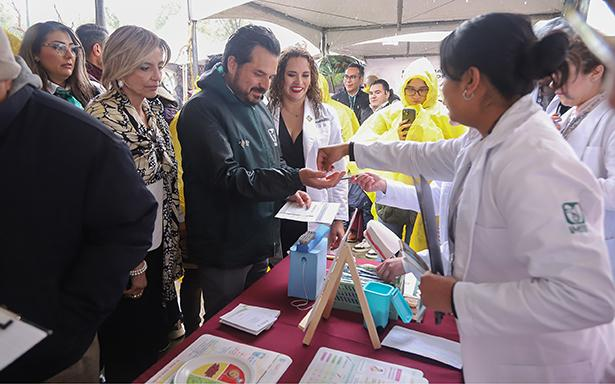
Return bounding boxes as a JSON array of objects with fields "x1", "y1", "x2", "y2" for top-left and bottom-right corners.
[{"x1": 219, "y1": 304, "x2": 280, "y2": 336}]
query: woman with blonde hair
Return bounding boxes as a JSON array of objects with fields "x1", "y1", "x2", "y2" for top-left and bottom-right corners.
[
  {"x1": 268, "y1": 46, "x2": 348, "y2": 254},
  {"x1": 19, "y1": 21, "x2": 95, "y2": 108},
  {"x1": 85, "y1": 25, "x2": 182, "y2": 382}
]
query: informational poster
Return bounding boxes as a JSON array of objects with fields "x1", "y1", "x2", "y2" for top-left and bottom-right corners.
[
  {"x1": 146, "y1": 334, "x2": 292, "y2": 384},
  {"x1": 299, "y1": 347, "x2": 426, "y2": 384}
]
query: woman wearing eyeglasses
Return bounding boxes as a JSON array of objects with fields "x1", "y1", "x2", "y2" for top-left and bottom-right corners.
[
  {"x1": 352, "y1": 58, "x2": 466, "y2": 251},
  {"x1": 19, "y1": 21, "x2": 97, "y2": 109}
]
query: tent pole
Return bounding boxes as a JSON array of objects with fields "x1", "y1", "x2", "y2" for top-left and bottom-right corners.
[
  {"x1": 563, "y1": 0, "x2": 590, "y2": 19},
  {"x1": 95, "y1": 0, "x2": 105, "y2": 28},
  {"x1": 320, "y1": 30, "x2": 328, "y2": 57},
  {"x1": 396, "y1": 0, "x2": 403, "y2": 31},
  {"x1": 187, "y1": 0, "x2": 199, "y2": 87}
]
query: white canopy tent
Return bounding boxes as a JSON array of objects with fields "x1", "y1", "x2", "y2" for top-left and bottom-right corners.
[{"x1": 194, "y1": 0, "x2": 566, "y2": 59}]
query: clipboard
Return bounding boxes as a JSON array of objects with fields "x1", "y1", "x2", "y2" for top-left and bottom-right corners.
[
  {"x1": 413, "y1": 175, "x2": 445, "y2": 325},
  {"x1": 0, "y1": 306, "x2": 50, "y2": 370}
]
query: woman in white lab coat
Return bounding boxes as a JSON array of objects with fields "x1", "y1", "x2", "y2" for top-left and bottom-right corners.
[
  {"x1": 268, "y1": 46, "x2": 348, "y2": 254},
  {"x1": 553, "y1": 36, "x2": 615, "y2": 278},
  {"x1": 318, "y1": 13, "x2": 615, "y2": 382}
]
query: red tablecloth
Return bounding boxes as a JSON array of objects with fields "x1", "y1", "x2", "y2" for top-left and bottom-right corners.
[{"x1": 136, "y1": 258, "x2": 463, "y2": 383}]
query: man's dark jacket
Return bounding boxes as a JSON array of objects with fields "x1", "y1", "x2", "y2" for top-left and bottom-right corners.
[
  {"x1": 178, "y1": 64, "x2": 303, "y2": 269},
  {"x1": 0, "y1": 70, "x2": 156, "y2": 381},
  {"x1": 333, "y1": 87, "x2": 372, "y2": 124}
]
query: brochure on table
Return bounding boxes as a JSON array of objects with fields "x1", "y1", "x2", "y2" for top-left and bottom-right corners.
[
  {"x1": 219, "y1": 303, "x2": 280, "y2": 336},
  {"x1": 382, "y1": 326, "x2": 462, "y2": 369},
  {"x1": 146, "y1": 334, "x2": 292, "y2": 384},
  {"x1": 299, "y1": 347, "x2": 427, "y2": 384}
]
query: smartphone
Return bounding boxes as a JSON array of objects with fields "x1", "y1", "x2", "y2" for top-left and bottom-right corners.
[{"x1": 402, "y1": 108, "x2": 416, "y2": 124}]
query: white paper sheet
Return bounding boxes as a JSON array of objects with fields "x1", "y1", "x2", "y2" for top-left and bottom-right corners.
[
  {"x1": 382, "y1": 326, "x2": 462, "y2": 369},
  {"x1": 0, "y1": 308, "x2": 48, "y2": 370},
  {"x1": 275, "y1": 201, "x2": 340, "y2": 224},
  {"x1": 299, "y1": 347, "x2": 426, "y2": 384}
]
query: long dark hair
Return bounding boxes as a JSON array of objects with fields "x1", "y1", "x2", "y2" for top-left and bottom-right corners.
[
  {"x1": 20, "y1": 21, "x2": 94, "y2": 106},
  {"x1": 268, "y1": 46, "x2": 322, "y2": 118},
  {"x1": 440, "y1": 13, "x2": 568, "y2": 99}
]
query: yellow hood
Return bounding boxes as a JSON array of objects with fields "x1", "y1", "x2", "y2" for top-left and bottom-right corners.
[
  {"x1": 400, "y1": 57, "x2": 439, "y2": 109},
  {"x1": 350, "y1": 58, "x2": 467, "y2": 252},
  {"x1": 319, "y1": 73, "x2": 359, "y2": 141},
  {"x1": 319, "y1": 74, "x2": 332, "y2": 102}
]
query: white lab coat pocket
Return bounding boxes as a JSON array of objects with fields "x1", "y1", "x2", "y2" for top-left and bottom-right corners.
[
  {"x1": 494, "y1": 360, "x2": 594, "y2": 383},
  {"x1": 465, "y1": 224, "x2": 514, "y2": 282},
  {"x1": 582, "y1": 146, "x2": 604, "y2": 177}
]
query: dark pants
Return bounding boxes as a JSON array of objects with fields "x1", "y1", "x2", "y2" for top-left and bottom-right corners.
[
  {"x1": 199, "y1": 259, "x2": 268, "y2": 322},
  {"x1": 98, "y1": 247, "x2": 167, "y2": 383},
  {"x1": 180, "y1": 267, "x2": 202, "y2": 335}
]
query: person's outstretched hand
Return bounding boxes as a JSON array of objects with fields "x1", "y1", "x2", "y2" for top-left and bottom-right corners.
[
  {"x1": 299, "y1": 168, "x2": 345, "y2": 189},
  {"x1": 317, "y1": 143, "x2": 350, "y2": 171},
  {"x1": 352, "y1": 172, "x2": 387, "y2": 193}
]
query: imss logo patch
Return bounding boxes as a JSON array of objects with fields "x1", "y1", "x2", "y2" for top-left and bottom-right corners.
[{"x1": 562, "y1": 202, "x2": 588, "y2": 234}]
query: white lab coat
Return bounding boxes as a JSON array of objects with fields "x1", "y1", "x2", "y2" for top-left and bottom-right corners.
[
  {"x1": 561, "y1": 99, "x2": 615, "y2": 278},
  {"x1": 376, "y1": 180, "x2": 453, "y2": 274},
  {"x1": 354, "y1": 95, "x2": 615, "y2": 382},
  {"x1": 272, "y1": 102, "x2": 348, "y2": 223}
]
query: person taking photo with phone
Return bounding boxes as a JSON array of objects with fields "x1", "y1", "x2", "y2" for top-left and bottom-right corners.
[{"x1": 351, "y1": 57, "x2": 466, "y2": 251}]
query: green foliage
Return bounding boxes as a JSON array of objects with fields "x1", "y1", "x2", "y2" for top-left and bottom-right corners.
[
  {"x1": 105, "y1": 7, "x2": 120, "y2": 30},
  {"x1": 154, "y1": 0, "x2": 181, "y2": 30},
  {"x1": 197, "y1": 18, "x2": 245, "y2": 40}
]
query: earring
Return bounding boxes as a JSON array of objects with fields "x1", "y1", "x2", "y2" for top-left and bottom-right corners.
[
  {"x1": 34, "y1": 57, "x2": 40, "y2": 62},
  {"x1": 117, "y1": 80, "x2": 124, "y2": 88},
  {"x1": 462, "y1": 89, "x2": 474, "y2": 101}
]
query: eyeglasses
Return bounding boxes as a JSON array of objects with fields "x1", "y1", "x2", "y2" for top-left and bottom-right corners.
[
  {"x1": 344, "y1": 74, "x2": 359, "y2": 81},
  {"x1": 41, "y1": 42, "x2": 81, "y2": 56},
  {"x1": 405, "y1": 86, "x2": 429, "y2": 97}
]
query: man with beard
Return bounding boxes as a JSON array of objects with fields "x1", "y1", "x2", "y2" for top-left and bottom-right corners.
[{"x1": 178, "y1": 25, "x2": 343, "y2": 320}]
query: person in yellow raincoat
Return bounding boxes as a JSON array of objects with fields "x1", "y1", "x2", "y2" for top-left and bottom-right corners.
[
  {"x1": 351, "y1": 57, "x2": 466, "y2": 251},
  {"x1": 318, "y1": 74, "x2": 359, "y2": 142}
]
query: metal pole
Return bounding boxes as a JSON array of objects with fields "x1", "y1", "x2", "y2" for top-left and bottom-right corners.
[
  {"x1": 320, "y1": 30, "x2": 328, "y2": 57},
  {"x1": 187, "y1": 0, "x2": 199, "y2": 87},
  {"x1": 396, "y1": 0, "x2": 403, "y2": 31},
  {"x1": 25, "y1": 0, "x2": 30, "y2": 28},
  {"x1": 563, "y1": 0, "x2": 590, "y2": 20},
  {"x1": 95, "y1": 0, "x2": 106, "y2": 28}
]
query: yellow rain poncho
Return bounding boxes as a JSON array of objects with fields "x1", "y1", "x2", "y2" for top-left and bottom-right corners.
[
  {"x1": 351, "y1": 58, "x2": 466, "y2": 251},
  {"x1": 168, "y1": 114, "x2": 185, "y2": 217},
  {"x1": 319, "y1": 74, "x2": 360, "y2": 142}
]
